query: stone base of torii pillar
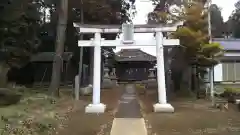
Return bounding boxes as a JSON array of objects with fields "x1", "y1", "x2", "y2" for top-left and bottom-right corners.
[
  {"x1": 153, "y1": 103, "x2": 174, "y2": 113},
  {"x1": 85, "y1": 103, "x2": 106, "y2": 113}
]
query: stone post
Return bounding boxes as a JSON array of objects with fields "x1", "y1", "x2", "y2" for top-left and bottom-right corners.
[{"x1": 102, "y1": 67, "x2": 113, "y2": 89}]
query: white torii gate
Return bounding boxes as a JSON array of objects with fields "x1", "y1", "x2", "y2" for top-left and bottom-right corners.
[{"x1": 74, "y1": 23, "x2": 182, "y2": 113}]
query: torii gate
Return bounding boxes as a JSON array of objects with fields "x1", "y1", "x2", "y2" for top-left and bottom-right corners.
[{"x1": 73, "y1": 23, "x2": 182, "y2": 113}]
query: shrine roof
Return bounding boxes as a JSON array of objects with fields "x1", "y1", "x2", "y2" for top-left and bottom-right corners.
[
  {"x1": 220, "y1": 56, "x2": 240, "y2": 62},
  {"x1": 213, "y1": 38, "x2": 240, "y2": 51},
  {"x1": 115, "y1": 49, "x2": 156, "y2": 62},
  {"x1": 31, "y1": 52, "x2": 73, "y2": 62}
]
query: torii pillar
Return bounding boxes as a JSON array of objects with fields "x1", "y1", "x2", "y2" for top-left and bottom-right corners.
[{"x1": 74, "y1": 23, "x2": 183, "y2": 113}]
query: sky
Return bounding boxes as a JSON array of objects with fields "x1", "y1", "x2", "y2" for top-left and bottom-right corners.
[
  {"x1": 114, "y1": 0, "x2": 238, "y2": 56},
  {"x1": 212, "y1": 0, "x2": 237, "y2": 21}
]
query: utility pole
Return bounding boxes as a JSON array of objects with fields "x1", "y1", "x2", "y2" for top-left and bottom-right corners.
[
  {"x1": 208, "y1": 0, "x2": 212, "y2": 43},
  {"x1": 207, "y1": 0, "x2": 214, "y2": 105}
]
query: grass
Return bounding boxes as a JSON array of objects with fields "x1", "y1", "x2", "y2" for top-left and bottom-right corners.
[
  {"x1": 135, "y1": 84, "x2": 145, "y2": 89},
  {"x1": 224, "y1": 87, "x2": 240, "y2": 93},
  {"x1": 0, "y1": 88, "x2": 71, "y2": 135}
]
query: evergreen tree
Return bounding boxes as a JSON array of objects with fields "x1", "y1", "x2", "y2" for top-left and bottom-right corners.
[
  {"x1": 210, "y1": 4, "x2": 225, "y2": 38},
  {"x1": 0, "y1": 0, "x2": 41, "y2": 87},
  {"x1": 148, "y1": 0, "x2": 223, "y2": 91},
  {"x1": 228, "y1": 0, "x2": 240, "y2": 38},
  {"x1": 48, "y1": 0, "x2": 136, "y2": 96},
  {"x1": 173, "y1": 0, "x2": 223, "y2": 66}
]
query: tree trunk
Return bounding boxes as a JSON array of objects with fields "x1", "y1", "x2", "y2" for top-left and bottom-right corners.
[
  {"x1": 0, "y1": 63, "x2": 9, "y2": 88},
  {"x1": 49, "y1": 0, "x2": 68, "y2": 96},
  {"x1": 180, "y1": 66, "x2": 192, "y2": 91}
]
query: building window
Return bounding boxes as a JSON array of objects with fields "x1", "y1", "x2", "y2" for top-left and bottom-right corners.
[
  {"x1": 222, "y1": 62, "x2": 240, "y2": 81},
  {"x1": 236, "y1": 63, "x2": 240, "y2": 80}
]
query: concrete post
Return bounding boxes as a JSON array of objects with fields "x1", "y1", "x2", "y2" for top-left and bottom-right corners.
[{"x1": 153, "y1": 32, "x2": 174, "y2": 113}]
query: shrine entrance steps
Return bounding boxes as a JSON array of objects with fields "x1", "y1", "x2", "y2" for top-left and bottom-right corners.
[{"x1": 110, "y1": 84, "x2": 147, "y2": 135}]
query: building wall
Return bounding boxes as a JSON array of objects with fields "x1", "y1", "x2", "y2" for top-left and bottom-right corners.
[
  {"x1": 214, "y1": 62, "x2": 240, "y2": 82},
  {"x1": 115, "y1": 61, "x2": 154, "y2": 81},
  {"x1": 214, "y1": 52, "x2": 240, "y2": 82},
  {"x1": 32, "y1": 62, "x2": 77, "y2": 85},
  {"x1": 214, "y1": 63, "x2": 223, "y2": 81}
]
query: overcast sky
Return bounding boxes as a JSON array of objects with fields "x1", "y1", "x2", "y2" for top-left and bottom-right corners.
[{"x1": 114, "y1": 0, "x2": 237, "y2": 56}]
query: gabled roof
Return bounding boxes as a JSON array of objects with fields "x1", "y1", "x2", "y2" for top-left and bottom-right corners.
[
  {"x1": 220, "y1": 56, "x2": 240, "y2": 61},
  {"x1": 213, "y1": 38, "x2": 240, "y2": 51},
  {"x1": 31, "y1": 52, "x2": 73, "y2": 62},
  {"x1": 115, "y1": 49, "x2": 156, "y2": 62}
]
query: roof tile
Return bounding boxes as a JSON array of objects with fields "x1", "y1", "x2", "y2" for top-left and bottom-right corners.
[{"x1": 213, "y1": 38, "x2": 240, "y2": 51}]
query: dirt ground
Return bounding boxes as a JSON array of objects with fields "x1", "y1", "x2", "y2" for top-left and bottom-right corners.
[
  {"x1": 56, "y1": 87, "x2": 121, "y2": 135},
  {"x1": 138, "y1": 89, "x2": 240, "y2": 135},
  {"x1": 6, "y1": 85, "x2": 238, "y2": 135}
]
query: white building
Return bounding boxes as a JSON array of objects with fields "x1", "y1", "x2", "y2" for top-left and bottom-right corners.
[{"x1": 213, "y1": 38, "x2": 240, "y2": 83}]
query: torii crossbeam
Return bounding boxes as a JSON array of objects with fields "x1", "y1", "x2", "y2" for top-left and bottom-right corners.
[{"x1": 74, "y1": 23, "x2": 182, "y2": 113}]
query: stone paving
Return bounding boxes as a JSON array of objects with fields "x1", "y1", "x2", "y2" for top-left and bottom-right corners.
[{"x1": 110, "y1": 84, "x2": 147, "y2": 135}]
